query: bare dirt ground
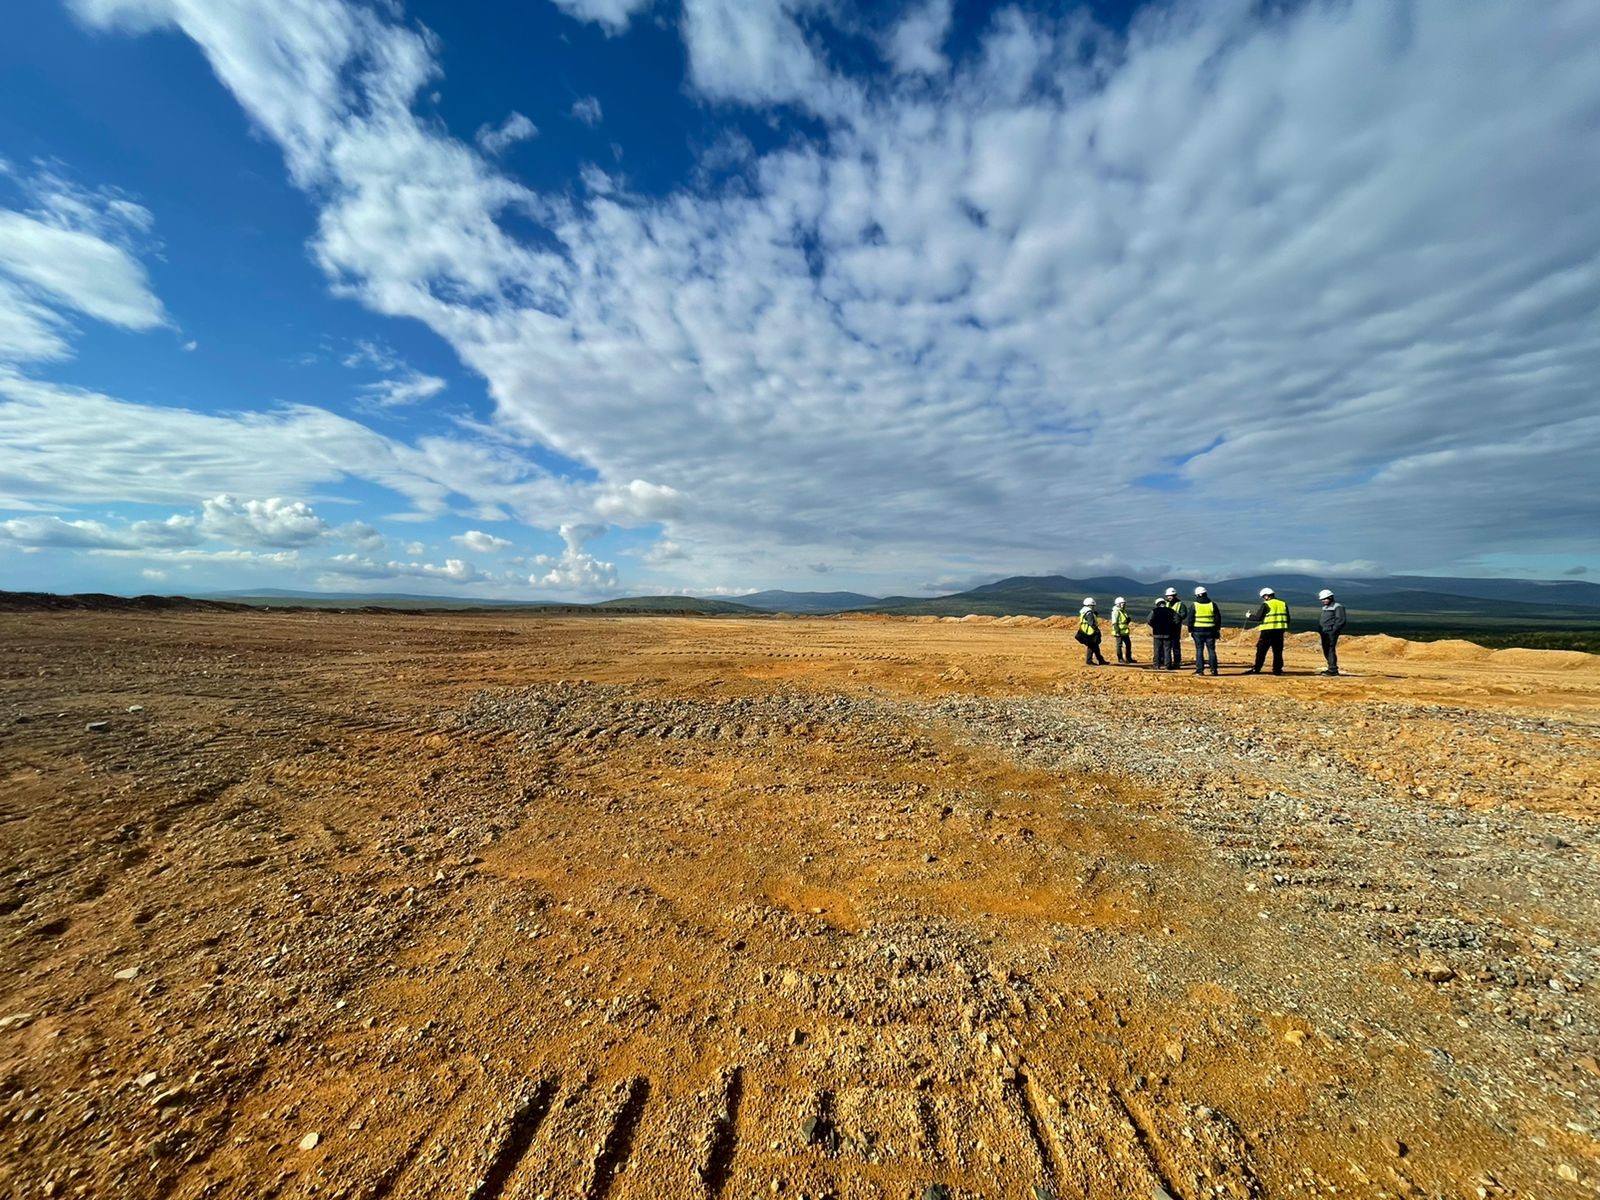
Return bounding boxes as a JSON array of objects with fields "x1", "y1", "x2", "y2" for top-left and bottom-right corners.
[{"x1": 2, "y1": 612, "x2": 1597, "y2": 1200}]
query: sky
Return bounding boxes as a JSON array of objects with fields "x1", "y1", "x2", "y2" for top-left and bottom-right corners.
[{"x1": 2, "y1": 0, "x2": 1598, "y2": 600}]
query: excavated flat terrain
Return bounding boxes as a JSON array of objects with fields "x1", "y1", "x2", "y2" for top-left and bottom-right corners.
[{"x1": 1, "y1": 611, "x2": 1597, "y2": 1200}]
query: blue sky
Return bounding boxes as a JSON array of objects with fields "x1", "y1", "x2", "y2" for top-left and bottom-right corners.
[{"x1": 2, "y1": 0, "x2": 1598, "y2": 599}]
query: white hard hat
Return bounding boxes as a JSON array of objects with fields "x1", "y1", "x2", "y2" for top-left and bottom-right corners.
[
  {"x1": 1164, "y1": 587, "x2": 1178, "y2": 597},
  {"x1": 1082, "y1": 597, "x2": 1096, "y2": 607},
  {"x1": 1259, "y1": 587, "x2": 1275, "y2": 597},
  {"x1": 1193, "y1": 586, "x2": 1207, "y2": 596},
  {"x1": 1113, "y1": 596, "x2": 1126, "y2": 605},
  {"x1": 1318, "y1": 588, "x2": 1334, "y2": 600}
]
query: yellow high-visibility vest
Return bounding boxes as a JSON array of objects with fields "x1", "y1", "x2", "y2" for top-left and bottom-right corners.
[
  {"x1": 1260, "y1": 597, "x2": 1290, "y2": 630},
  {"x1": 1192, "y1": 600, "x2": 1219, "y2": 630},
  {"x1": 1112, "y1": 608, "x2": 1130, "y2": 634}
]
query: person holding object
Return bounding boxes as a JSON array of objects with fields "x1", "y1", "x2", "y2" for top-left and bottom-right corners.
[
  {"x1": 1187, "y1": 585, "x2": 1221, "y2": 675},
  {"x1": 1162, "y1": 587, "x2": 1189, "y2": 669},
  {"x1": 1077, "y1": 597, "x2": 1109, "y2": 665},
  {"x1": 1243, "y1": 586, "x2": 1290, "y2": 675},
  {"x1": 1111, "y1": 596, "x2": 1135, "y2": 664},
  {"x1": 1147, "y1": 597, "x2": 1180, "y2": 670},
  {"x1": 1317, "y1": 588, "x2": 1347, "y2": 675}
]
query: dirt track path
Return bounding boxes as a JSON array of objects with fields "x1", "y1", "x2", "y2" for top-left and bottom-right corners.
[{"x1": 1, "y1": 613, "x2": 1596, "y2": 1199}]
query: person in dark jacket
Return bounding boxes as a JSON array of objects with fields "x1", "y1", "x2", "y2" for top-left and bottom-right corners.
[
  {"x1": 1161, "y1": 588, "x2": 1190, "y2": 668},
  {"x1": 1186, "y1": 585, "x2": 1222, "y2": 675},
  {"x1": 1317, "y1": 588, "x2": 1347, "y2": 675},
  {"x1": 1243, "y1": 587, "x2": 1291, "y2": 674},
  {"x1": 1147, "y1": 598, "x2": 1180, "y2": 670}
]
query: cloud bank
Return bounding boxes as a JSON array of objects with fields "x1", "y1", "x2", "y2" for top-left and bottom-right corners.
[{"x1": 34, "y1": 0, "x2": 1600, "y2": 594}]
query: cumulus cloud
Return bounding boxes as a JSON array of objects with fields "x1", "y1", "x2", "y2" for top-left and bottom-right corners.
[
  {"x1": 474, "y1": 111, "x2": 538, "y2": 155},
  {"x1": 454, "y1": 529, "x2": 512, "y2": 553},
  {"x1": 64, "y1": 0, "x2": 1600, "y2": 587},
  {"x1": 337, "y1": 520, "x2": 385, "y2": 551},
  {"x1": 200, "y1": 494, "x2": 328, "y2": 547},
  {"x1": 885, "y1": 0, "x2": 952, "y2": 76},
  {"x1": 569, "y1": 95, "x2": 603, "y2": 126},
  {"x1": 0, "y1": 166, "x2": 168, "y2": 362},
  {"x1": 323, "y1": 553, "x2": 480, "y2": 584},
  {"x1": 547, "y1": 0, "x2": 652, "y2": 36},
  {"x1": 530, "y1": 522, "x2": 618, "y2": 593}
]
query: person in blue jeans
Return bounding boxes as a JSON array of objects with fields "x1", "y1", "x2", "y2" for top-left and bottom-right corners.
[{"x1": 1186, "y1": 585, "x2": 1221, "y2": 675}]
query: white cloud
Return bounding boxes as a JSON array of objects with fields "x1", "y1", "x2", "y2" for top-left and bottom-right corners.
[
  {"x1": 323, "y1": 553, "x2": 481, "y2": 584},
  {"x1": 404, "y1": 540, "x2": 425, "y2": 556},
  {"x1": 64, "y1": 0, "x2": 1600, "y2": 588},
  {"x1": 643, "y1": 539, "x2": 686, "y2": 564},
  {"x1": 530, "y1": 522, "x2": 618, "y2": 593},
  {"x1": 182, "y1": 339, "x2": 198, "y2": 351},
  {"x1": 547, "y1": 0, "x2": 652, "y2": 35},
  {"x1": 338, "y1": 520, "x2": 385, "y2": 551},
  {"x1": 0, "y1": 515, "x2": 125, "y2": 550},
  {"x1": 679, "y1": 0, "x2": 836, "y2": 110},
  {"x1": 1264, "y1": 559, "x2": 1383, "y2": 578},
  {"x1": 593, "y1": 479, "x2": 683, "y2": 522},
  {"x1": 200, "y1": 494, "x2": 328, "y2": 547},
  {"x1": 358, "y1": 371, "x2": 446, "y2": 409},
  {"x1": 475, "y1": 111, "x2": 538, "y2": 155},
  {"x1": 569, "y1": 95, "x2": 603, "y2": 126},
  {"x1": 885, "y1": 0, "x2": 952, "y2": 76},
  {"x1": 140, "y1": 568, "x2": 167, "y2": 580},
  {"x1": 0, "y1": 168, "x2": 167, "y2": 362},
  {"x1": 454, "y1": 528, "x2": 512, "y2": 553}
]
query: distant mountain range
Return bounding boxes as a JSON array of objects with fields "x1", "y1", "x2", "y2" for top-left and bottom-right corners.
[
  {"x1": 724, "y1": 574, "x2": 1600, "y2": 618},
  {"x1": 184, "y1": 574, "x2": 1600, "y2": 620}
]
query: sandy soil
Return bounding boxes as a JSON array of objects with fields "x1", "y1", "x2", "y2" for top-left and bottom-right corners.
[{"x1": 1, "y1": 612, "x2": 1597, "y2": 1200}]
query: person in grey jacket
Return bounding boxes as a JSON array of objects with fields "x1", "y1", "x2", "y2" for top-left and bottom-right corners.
[{"x1": 1317, "y1": 588, "x2": 1347, "y2": 675}]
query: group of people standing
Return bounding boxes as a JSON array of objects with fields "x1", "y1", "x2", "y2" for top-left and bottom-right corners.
[{"x1": 1076, "y1": 587, "x2": 1348, "y2": 676}]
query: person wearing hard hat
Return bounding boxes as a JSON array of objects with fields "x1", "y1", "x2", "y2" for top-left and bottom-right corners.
[
  {"x1": 1111, "y1": 597, "x2": 1135, "y2": 664},
  {"x1": 1317, "y1": 588, "x2": 1347, "y2": 675},
  {"x1": 1162, "y1": 587, "x2": 1190, "y2": 669},
  {"x1": 1186, "y1": 585, "x2": 1222, "y2": 675},
  {"x1": 1243, "y1": 586, "x2": 1291, "y2": 674},
  {"x1": 1077, "y1": 597, "x2": 1109, "y2": 665},
  {"x1": 1147, "y1": 597, "x2": 1181, "y2": 670}
]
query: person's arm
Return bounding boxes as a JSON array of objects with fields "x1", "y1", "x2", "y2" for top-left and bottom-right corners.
[{"x1": 1333, "y1": 603, "x2": 1347, "y2": 633}]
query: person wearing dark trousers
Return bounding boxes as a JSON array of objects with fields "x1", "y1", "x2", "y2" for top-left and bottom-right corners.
[
  {"x1": 1078, "y1": 598, "x2": 1109, "y2": 665},
  {"x1": 1147, "y1": 598, "x2": 1180, "y2": 670},
  {"x1": 1187, "y1": 585, "x2": 1221, "y2": 675},
  {"x1": 1244, "y1": 587, "x2": 1290, "y2": 674},
  {"x1": 1317, "y1": 588, "x2": 1347, "y2": 675},
  {"x1": 1162, "y1": 587, "x2": 1189, "y2": 669},
  {"x1": 1111, "y1": 597, "x2": 1135, "y2": 663}
]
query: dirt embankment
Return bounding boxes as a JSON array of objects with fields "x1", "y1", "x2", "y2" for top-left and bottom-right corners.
[{"x1": 1, "y1": 613, "x2": 1596, "y2": 1200}]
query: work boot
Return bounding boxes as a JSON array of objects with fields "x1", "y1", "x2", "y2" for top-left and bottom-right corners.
[{"x1": 1244, "y1": 667, "x2": 1261, "y2": 674}]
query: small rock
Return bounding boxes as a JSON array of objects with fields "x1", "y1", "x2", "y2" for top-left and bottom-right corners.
[
  {"x1": 113, "y1": 967, "x2": 141, "y2": 981},
  {"x1": 922, "y1": 1187, "x2": 952, "y2": 1200},
  {"x1": 789, "y1": 1028, "x2": 805, "y2": 1046},
  {"x1": 299, "y1": 1131, "x2": 322, "y2": 1151},
  {"x1": 151, "y1": 1086, "x2": 190, "y2": 1108},
  {"x1": 1557, "y1": 1164, "x2": 1579, "y2": 1183},
  {"x1": 1282, "y1": 1029, "x2": 1306, "y2": 1047},
  {"x1": 1386, "y1": 1136, "x2": 1407, "y2": 1157},
  {"x1": 0, "y1": 1012, "x2": 34, "y2": 1032},
  {"x1": 127, "y1": 705, "x2": 144, "y2": 713},
  {"x1": 135, "y1": 1072, "x2": 160, "y2": 1088},
  {"x1": 86, "y1": 721, "x2": 109, "y2": 733},
  {"x1": 1163, "y1": 1040, "x2": 1185, "y2": 1065}
]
